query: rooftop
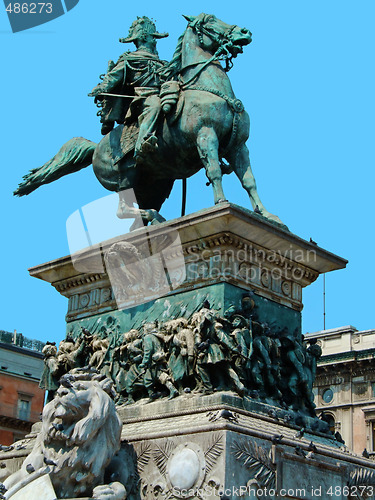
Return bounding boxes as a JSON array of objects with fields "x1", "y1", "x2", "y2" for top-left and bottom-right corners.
[
  {"x1": 305, "y1": 325, "x2": 375, "y2": 364},
  {"x1": 0, "y1": 330, "x2": 45, "y2": 354}
]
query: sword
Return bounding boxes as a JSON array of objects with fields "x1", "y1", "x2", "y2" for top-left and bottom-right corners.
[{"x1": 94, "y1": 92, "x2": 147, "y2": 99}]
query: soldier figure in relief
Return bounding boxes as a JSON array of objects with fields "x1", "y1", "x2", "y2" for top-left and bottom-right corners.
[
  {"x1": 39, "y1": 342, "x2": 59, "y2": 403},
  {"x1": 139, "y1": 322, "x2": 178, "y2": 400},
  {"x1": 165, "y1": 318, "x2": 195, "y2": 393},
  {"x1": 230, "y1": 314, "x2": 253, "y2": 387},
  {"x1": 89, "y1": 16, "x2": 168, "y2": 158},
  {"x1": 192, "y1": 301, "x2": 246, "y2": 395}
]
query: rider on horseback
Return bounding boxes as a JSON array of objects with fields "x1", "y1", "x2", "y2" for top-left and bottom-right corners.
[
  {"x1": 15, "y1": 13, "x2": 283, "y2": 228},
  {"x1": 88, "y1": 17, "x2": 168, "y2": 159}
]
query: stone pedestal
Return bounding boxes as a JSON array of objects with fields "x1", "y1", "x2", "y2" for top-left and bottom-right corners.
[
  {"x1": 116, "y1": 393, "x2": 375, "y2": 500},
  {"x1": 29, "y1": 203, "x2": 347, "y2": 337},
  {"x1": 3, "y1": 393, "x2": 375, "y2": 500},
  {"x1": 24, "y1": 204, "x2": 374, "y2": 500}
]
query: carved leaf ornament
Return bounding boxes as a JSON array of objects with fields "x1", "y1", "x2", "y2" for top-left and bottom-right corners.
[
  {"x1": 231, "y1": 439, "x2": 276, "y2": 490},
  {"x1": 149, "y1": 435, "x2": 224, "y2": 499},
  {"x1": 348, "y1": 468, "x2": 375, "y2": 500}
]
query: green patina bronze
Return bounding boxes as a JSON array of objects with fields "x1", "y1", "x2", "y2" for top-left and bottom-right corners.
[
  {"x1": 39, "y1": 281, "x2": 321, "y2": 420},
  {"x1": 14, "y1": 14, "x2": 283, "y2": 227}
]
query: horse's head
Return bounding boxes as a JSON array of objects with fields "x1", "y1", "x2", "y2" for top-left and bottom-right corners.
[{"x1": 183, "y1": 13, "x2": 252, "y2": 60}]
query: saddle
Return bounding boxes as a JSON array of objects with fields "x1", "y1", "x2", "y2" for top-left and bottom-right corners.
[
  {"x1": 120, "y1": 120, "x2": 139, "y2": 158},
  {"x1": 119, "y1": 82, "x2": 184, "y2": 158}
]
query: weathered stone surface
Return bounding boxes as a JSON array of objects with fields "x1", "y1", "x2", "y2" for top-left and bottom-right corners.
[
  {"x1": 5, "y1": 473, "x2": 56, "y2": 500},
  {"x1": 3, "y1": 370, "x2": 126, "y2": 500},
  {"x1": 113, "y1": 392, "x2": 375, "y2": 499},
  {"x1": 20, "y1": 206, "x2": 355, "y2": 498},
  {"x1": 29, "y1": 203, "x2": 347, "y2": 325},
  {"x1": 5, "y1": 391, "x2": 375, "y2": 499}
]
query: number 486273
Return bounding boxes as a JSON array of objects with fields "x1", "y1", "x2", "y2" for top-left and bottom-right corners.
[{"x1": 6, "y1": 3, "x2": 53, "y2": 14}]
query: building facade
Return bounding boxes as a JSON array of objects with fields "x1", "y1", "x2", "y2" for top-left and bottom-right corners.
[
  {"x1": 306, "y1": 325, "x2": 375, "y2": 456},
  {"x1": 0, "y1": 330, "x2": 45, "y2": 445}
]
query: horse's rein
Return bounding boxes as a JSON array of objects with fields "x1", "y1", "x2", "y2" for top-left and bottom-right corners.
[
  {"x1": 177, "y1": 19, "x2": 245, "y2": 155},
  {"x1": 179, "y1": 22, "x2": 238, "y2": 87},
  {"x1": 179, "y1": 52, "x2": 223, "y2": 88}
]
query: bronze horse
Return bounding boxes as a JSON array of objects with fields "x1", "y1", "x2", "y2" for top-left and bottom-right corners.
[{"x1": 15, "y1": 13, "x2": 282, "y2": 227}]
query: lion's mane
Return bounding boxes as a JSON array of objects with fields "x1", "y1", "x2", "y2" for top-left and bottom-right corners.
[{"x1": 5, "y1": 369, "x2": 123, "y2": 499}]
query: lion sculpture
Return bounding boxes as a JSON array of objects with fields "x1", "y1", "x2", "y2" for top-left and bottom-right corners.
[{"x1": 3, "y1": 368, "x2": 127, "y2": 499}]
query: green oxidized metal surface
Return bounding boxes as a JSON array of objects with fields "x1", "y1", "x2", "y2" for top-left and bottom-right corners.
[
  {"x1": 14, "y1": 14, "x2": 283, "y2": 227},
  {"x1": 67, "y1": 282, "x2": 301, "y2": 340}
]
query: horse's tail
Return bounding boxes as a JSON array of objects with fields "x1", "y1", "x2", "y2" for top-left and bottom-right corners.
[{"x1": 14, "y1": 137, "x2": 97, "y2": 196}]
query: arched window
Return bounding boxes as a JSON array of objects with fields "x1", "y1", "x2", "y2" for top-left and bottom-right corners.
[{"x1": 320, "y1": 412, "x2": 336, "y2": 434}]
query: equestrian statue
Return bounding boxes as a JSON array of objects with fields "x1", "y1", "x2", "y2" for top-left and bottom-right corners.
[{"x1": 14, "y1": 14, "x2": 283, "y2": 228}]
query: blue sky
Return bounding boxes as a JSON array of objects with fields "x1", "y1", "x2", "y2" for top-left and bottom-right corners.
[{"x1": 1, "y1": 0, "x2": 374, "y2": 344}]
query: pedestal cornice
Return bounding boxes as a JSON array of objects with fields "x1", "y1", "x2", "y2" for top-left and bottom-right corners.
[{"x1": 28, "y1": 203, "x2": 347, "y2": 319}]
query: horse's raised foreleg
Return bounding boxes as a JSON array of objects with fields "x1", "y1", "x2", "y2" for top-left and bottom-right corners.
[
  {"x1": 197, "y1": 127, "x2": 226, "y2": 204},
  {"x1": 228, "y1": 144, "x2": 284, "y2": 225}
]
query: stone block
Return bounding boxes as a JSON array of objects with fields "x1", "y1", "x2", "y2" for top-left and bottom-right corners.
[
  {"x1": 28, "y1": 203, "x2": 347, "y2": 340},
  {"x1": 116, "y1": 393, "x2": 375, "y2": 500}
]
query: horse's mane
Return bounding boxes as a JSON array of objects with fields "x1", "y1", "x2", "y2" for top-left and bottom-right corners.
[{"x1": 159, "y1": 30, "x2": 186, "y2": 80}]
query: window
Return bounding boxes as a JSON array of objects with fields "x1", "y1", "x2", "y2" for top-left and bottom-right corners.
[
  {"x1": 13, "y1": 432, "x2": 26, "y2": 443},
  {"x1": 325, "y1": 413, "x2": 336, "y2": 434},
  {"x1": 371, "y1": 422, "x2": 375, "y2": 453},
  {"x1": 320, "y1": 412, "x2": 336, "y2": 433},
  {"x1": 17, "y1": 399, "x2": 31, "y2": 421}
]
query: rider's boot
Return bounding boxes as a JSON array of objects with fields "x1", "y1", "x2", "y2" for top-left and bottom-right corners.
[
  {"x1": 135, "y1": 133, "x2": 158, "y2": 160},
  {"x1": 142, "y1": 133, "x2": 158, "y2": 152}
]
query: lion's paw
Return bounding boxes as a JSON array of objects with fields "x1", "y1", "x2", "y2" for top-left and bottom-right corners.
[{"x1": 92, "y1": 481, "x2": 127, "y2": 500}]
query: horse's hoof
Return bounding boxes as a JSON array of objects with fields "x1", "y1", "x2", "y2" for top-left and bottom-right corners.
[
  {"x1": 260, "y1": 211, "x2": 288, "y2": 229},
  {"x1": 148, "y1": 210, "x2": 166, "y2": 223},
  {"x1": 150, "y1": 218, "x2": 162, "y2": 225},
  {"x1": 266, "y1": 213, "x2": 283, "y2": 225},
  {"x1": 215, "y1": 198, "x2": 228, "y2": 204}
]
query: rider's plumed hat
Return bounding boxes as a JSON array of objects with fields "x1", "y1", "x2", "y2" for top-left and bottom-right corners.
[{"x1": 120, "y1": 16, "x2": 169, "y2": 43}]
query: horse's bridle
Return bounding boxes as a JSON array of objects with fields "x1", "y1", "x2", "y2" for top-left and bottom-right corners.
[
  {"x1": 178, "y1": 15, "x2": 246, "y2": 89},
  {"x1": 189, "y1": 15, "x2": 237, "y2": 48},
  {"x1": 178, "y1": 15, "x2": 246, "y2": 156},
  {"x1": 186, "y1": 15, "x2": 241, "y2": 73}
]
